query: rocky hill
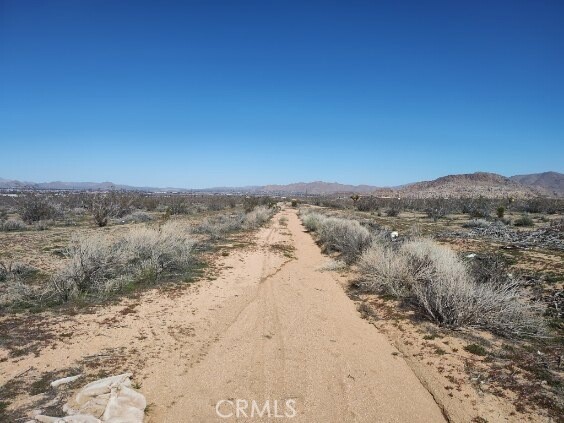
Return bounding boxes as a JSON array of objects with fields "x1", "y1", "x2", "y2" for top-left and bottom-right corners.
[
  {"x1": 510, "y1": 172, "x2": 563, "y2": 196},
  {"x1": 390, "y1": 172, "x2": 549, "y2": 198}
]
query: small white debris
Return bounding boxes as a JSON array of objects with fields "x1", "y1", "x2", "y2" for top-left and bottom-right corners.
[
  {"x1": 390, "y1": 231, "x2": 399, "y2": 240},
  {"x1": 466, "y1": 253, "x2": 476, "y2": 258},
  {"x1": 51, "y1": 374, "x2": 82, "y2": 388}
]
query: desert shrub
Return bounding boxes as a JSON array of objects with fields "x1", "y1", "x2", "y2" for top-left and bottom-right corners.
[
  {"x1": 425, "y1": 206, "x2": 448, "y2": 222},
  {"x1": 207, "y1": 200, "x2": 227, "y2": 211},
  {"x1": 50, "y1": 222, "x2": 195, "y2": 302},
  {"x1": 358, "y1": 239, "x2": 543, "y2": 336},
  {"x1": 550, "y1": 218, "x2": 564, "y2": 232},
  {"x1": 291, "y1": 199, "x2": 298, "y2": 207},
  {"x1": 516, "y1": 198, "x2": 563, "y2": 214},
  {"x1": 514, "y1": 214, "x2": 534, "y2": 227},
  {"x1": 18, "y1": 193, "x2": 56, "y2": 223},
  {"x1": 318, "y1": 259, "x2": 347, "y2": 272},
  {"x1": 467, "y1": 254, "x2": 511, "y2": 286},
  {"x1": 463, "y1": 197, "x2": 491, "y2": 218},
  {"x1": 357, "y1": 243, "x2": 412, "y2": 297},
  {"x1": 120, "y1": 210, "x2": 154, "y2": 223},
  {"x1": 316, "y1": 217, "x2": 372, "y2": 263},
  {"x1": 301, "y1": 212, "x2": 325, "y2": 232},
  {"x1": 50, "y1": 233, "x2": 118, "y2": 300},
  {"x1": 88, "y1": 194, "x2": 118, "y2": 227},
  {"x1": 33, "y1": 220, "x2": 50, "y2": 231},
  {"x1": 244, "y1": 206, "x2": 274, "y2": 229},
  {"x1": 117, "y1": 221, "x2": 195, "y2": 283},
  {"x1": 193, "y1": 207, "x2": 273, "y2": 240},
  {"x1": 241, "y1": 195, "x2": 276, "y2": 212},
  {"x1": 0, "y1": 279, "x2": 40, "y2": 309},
  {"x1": 165, "y1": 197, "x2": 189, "y2": 215},
  {"x1": 496, "y1": 206, "x2": 505, "y2": 218},
  {"x1": 1, "y1": 218, "x2": 27, "y2": 231},
  {"x1": 243, "y1": 196, "x2": 258, "y2": 213},
  {"x1": 0, "y1": 260, "x2": 38, "y2": 282},
  {"x1": 464, "y1": 343, "x2": 488, "y2": 356},
  {"x1": 462, "y1": 218, "x2": 490, "y2": 228},
  {"x1": 193, "y1": 213, "x2": 246, "y2": 240},
  {"x1": 355, "y1": 196, "x2": 378, "y2": 212},
  {"x1": 385, "y1": 207, "x2": 400, "y2": 217}
]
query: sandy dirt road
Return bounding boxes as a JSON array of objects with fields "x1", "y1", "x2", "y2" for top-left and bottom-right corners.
[
  {"x1": 144, "y1": 208, "x2": 446, "y2": 422},
  {"x1": 2, "y1": 208, "x2": 446, "y2": 422}
]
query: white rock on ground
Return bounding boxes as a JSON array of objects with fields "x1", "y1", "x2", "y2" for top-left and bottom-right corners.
[
  {"x1": 50, "y1": 375, "x2": 82, "y2": 388},
  {"x1": 34, "y1": 373, "x2": 145, "y2": 423}
]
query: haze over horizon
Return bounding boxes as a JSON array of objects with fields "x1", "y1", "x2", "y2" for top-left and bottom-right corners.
[{"x1": 1, "y1": 0, "x2": 563, "y2": 188}]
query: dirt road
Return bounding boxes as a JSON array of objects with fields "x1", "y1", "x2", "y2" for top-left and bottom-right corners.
[
  {"x1": 2, "y1": 208, "x2": 446, "y2": 422},
  {"x1": 144, "y1": 208, "x2": 446, "y2": 422}
]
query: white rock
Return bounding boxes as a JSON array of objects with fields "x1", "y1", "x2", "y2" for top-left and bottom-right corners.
[
  {"x1": 36, "y1": 373, "x2": 144, "y2": 423},
  {"x1": 51, "y1": 375, "x2": 82, "y2": 388}
]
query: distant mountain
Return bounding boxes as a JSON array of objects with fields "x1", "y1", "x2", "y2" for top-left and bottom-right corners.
[
  {"x1": 0, "y1": 178, "x2": 189, "y2": 192},
  {"x1": 509, "y1": 172, "x2": 564, "y2": 196},
  {"x1": 391, "y1": 172, "x2": 550, "y2": 198},
  {"x1": 0, "y1": 172, "x2": 561, "y2": 197},
  {"x1": 260, "y1": 181, "x2": 380, "y2": 195}
]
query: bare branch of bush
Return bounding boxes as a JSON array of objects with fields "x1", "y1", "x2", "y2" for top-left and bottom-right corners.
[{"x1": 17, "y1": 193, "x2": 56, "y2": 223}]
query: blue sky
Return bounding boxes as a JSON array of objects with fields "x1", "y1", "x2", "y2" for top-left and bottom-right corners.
[{"x1": 1, "y1": 0, "x2": 563, "y2": 188}]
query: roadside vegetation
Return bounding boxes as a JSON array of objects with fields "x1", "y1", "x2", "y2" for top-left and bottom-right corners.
[
  {"x1": 300, "y1": 201, "x2": 562, "y2": 419},
  {"x1": 0, "y1": 192, "x2": 277, "y2": 311},
  {"x1": 301, "y1": 210, "x2": 543, "y2": 337}
]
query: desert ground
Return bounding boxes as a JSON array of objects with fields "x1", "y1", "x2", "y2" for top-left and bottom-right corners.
[{"x1": 1, "y1": 195, "x2": 562, "y2": 422}]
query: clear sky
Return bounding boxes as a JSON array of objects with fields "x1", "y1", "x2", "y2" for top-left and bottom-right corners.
[{"x1": 1, "y1": 0, "x2": 563, "y2": 188}]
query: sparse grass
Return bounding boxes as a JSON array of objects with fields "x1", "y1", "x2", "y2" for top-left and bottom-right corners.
[
  {"x1": 318, "y1": 259, "x2": 347, "y2": 272},
  {"x1": 270, "y1": 242, "x2": 295, "y2": 259},
  {"x1": 423, "y1": 333, "x2": 440, "y2": 340},
  {"x1": 434, "y1": 346, "x2": 447, "y2": 355},
  {"x1": 462, "y1": 218, "x2": 490, "y2": 228},
  {"x1": 464, "y1": 343, "x2": 488, "y2": 356},
  {"x1": 514, "y1": 214, "x2": 534, "y2": 227}
]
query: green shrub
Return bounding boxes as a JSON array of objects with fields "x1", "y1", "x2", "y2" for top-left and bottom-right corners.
[
  {"x1": 464, "y1": 344, "x2": 488, "y2": 356},
  {"x1": 514, "y1": 214, "x2": 534, "y2": 227}
]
